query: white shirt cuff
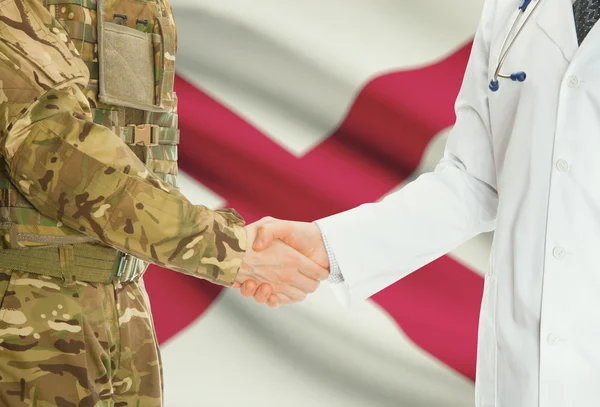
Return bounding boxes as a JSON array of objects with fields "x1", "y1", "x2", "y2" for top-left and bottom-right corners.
[{"x1": 314, "y1": 222, "x2": 345, "y2": 284}]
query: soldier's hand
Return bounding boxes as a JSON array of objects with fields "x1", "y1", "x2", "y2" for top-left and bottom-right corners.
[{"x1": 234, "y1": 221, "x2": 329, "y2": 307}]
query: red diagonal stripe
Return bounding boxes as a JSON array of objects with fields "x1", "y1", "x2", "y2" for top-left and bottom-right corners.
[{"x1": 144, "y1": 41, "x2": 482, "y2": 380}]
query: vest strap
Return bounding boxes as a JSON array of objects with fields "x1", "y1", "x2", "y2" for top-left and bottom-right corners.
[{"x1": 115, "y1": 125, "x2": 180, "y2": 146}]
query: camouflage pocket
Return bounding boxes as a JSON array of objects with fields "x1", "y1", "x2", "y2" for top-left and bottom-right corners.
[
  {"x1": 97, "y1": 20, "x2": 161, "y2": 111},
  {"x1": 96, "y1": 0, "x2": 171, "y2": 113}
]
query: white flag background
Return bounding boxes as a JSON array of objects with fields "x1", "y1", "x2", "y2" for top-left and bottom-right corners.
[{"x1": 140, "y1": 1, "x2": 493, "y2": 406}]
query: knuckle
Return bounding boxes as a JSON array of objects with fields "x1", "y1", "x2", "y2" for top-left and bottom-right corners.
[{"x1": 257, "y1": 223, "x2": 268, "y2": 232}]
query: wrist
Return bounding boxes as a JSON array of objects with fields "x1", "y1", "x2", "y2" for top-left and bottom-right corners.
[{"x1": 312, "y1": 222, "x2": 331, "y2": 270}]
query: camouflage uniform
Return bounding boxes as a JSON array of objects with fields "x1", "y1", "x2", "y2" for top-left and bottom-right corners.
[{"x1": 0, "y1": 0, "x2": 247, "y2": 405}]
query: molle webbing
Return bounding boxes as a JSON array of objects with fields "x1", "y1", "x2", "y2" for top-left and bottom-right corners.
[
  {"x1": 91, "y1": 106, "x2": 180, "y2": 188},
  {"x1": 45, "y1": 0, "x2": 97, "y2": 10}
]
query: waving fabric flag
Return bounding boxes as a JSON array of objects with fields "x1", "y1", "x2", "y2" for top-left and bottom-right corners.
[{"x1": 141, "y1": 0, "x2": 492, "y2": 405}]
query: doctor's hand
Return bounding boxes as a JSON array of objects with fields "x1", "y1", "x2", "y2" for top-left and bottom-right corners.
[
  {"x1": 235, "y1": 217, "x2": 330, "y2": 307},
  {"x1": 233, "y1": 220, "x2": 329, "y2": 307}
]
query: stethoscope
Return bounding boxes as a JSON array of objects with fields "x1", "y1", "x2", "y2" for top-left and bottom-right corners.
[{"x1": 489, "y1": 0, "x2": 543, "y2": 92}]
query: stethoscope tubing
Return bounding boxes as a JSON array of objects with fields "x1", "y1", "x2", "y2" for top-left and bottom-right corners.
[{"x1": 490, "y1": 0, "x2": 543, "y2": 90}]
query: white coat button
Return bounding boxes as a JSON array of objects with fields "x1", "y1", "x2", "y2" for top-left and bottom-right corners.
[
  {"x1": 567, "y1": 75, "x2": 579, "y2": 88},
  {"x1": 547, "y1": 334, "x2": 561, "y2": 345},
  {"x1": 556, "y1": 159, "x2": 569, "y2": 172},
  {"x1": 553, "y1": 246, "x2": 566, "y2": 260}
]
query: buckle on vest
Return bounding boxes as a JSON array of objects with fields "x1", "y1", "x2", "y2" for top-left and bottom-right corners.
[
  {"x1": 128, "y1": 124, "x2": 159, "y2": 146},
  {"x1": 114, "y1": 252, "x2": 142, "y2": 283}
]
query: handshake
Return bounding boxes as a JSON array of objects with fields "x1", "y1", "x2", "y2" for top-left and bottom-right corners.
[{"x1": 232, "y1": 217, "x2": 330, "y2": 308}]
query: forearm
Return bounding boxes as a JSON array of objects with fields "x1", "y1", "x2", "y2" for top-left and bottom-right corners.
[
  {"x1": 0, "y1": 0, "x2": 246, "y2": 286},
  {"x1": 5, "y1": 85, "x2": 245, "y2": 284},
  {"x1": 318, "y1": 0, "x2": 498, "y2": 303},
  {"x1": 317, "y1": 162, "x2": 498, "y2": 302}
]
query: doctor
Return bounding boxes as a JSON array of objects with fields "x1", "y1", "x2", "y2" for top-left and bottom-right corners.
[{"x1": 236, "y1": 0, "x2": 600, "y2": 405}]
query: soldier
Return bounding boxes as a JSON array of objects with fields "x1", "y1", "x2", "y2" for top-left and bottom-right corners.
[{"x1": 0, "y1": 0, "x2": 329, "y2": 405}]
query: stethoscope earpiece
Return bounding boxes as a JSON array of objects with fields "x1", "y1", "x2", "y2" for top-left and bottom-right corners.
[
  {"x1": 510, "y1": 71, "x2": 527, "y2": 82},
  {"x1": 489, "y1": 80, "x2": 500, "y2": 92}
]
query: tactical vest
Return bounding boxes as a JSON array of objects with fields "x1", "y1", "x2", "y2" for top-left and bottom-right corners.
[{"x1": 0, "y1": 0, "x2": 180, "y2": 280}]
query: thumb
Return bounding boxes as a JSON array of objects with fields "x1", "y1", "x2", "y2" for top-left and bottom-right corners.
[{"x1": 252, "y1": 221, "x2": 291, "y2": 251}]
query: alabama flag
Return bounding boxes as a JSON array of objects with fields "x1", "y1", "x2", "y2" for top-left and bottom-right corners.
[{"x1": 143, "y1": 0, "x2": 491, "y2": 405}]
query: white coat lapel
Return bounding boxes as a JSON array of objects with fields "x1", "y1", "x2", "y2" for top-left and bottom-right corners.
[{"x1": 536, "y1": 0, "x2": 578, "y2": 61}]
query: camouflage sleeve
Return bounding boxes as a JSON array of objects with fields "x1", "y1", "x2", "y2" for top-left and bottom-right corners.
[{"x1": 0, "y1": 0, "x2": 246, "y2": 286}]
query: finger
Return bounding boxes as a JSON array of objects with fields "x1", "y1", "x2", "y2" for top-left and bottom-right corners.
[
  {"x1": 232, "y1": 282, "x2": 241, "y2": 289},
  {"x1": 240, "y1": 280, "x2": 258, "y2": 298},
  {"x1": 278, "y1": 284, "x2": 308, "y2": 303},
  {"x1": 287, "y1": 254, "x2": 327, "y2": 293},
  {"x1": 252, "y1": 227, "x2": 275, "y2": 252},
  {"x1": 271, "y1": 261, "x2": 321, "y2": 296},
  {"x1": 290, "y1": 273, "x2": 320, "y2": 295},
  {"x1": 253, "y1": 222, "x2": 293, "y2": 252},
  {"x1": 276, "y1": 293, "x2": 294, "y2": 306},
  {"x1": 266, "y1": 295, "x2": 280, "y2": 308},
  {"x1": 253, "y1": 283, "x2": 273, "y2": 304},
  {"x1": 299, "y1": 260, "x2": 329, "y2": 282}
]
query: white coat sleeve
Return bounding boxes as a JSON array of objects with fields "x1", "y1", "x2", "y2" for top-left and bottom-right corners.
[{"x1": 317, "y1": 1, "x2": 499, "y2": 307}]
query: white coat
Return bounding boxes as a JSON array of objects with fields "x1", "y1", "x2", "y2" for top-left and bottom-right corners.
[{"x1": 316, "y1": 0, "x2": 600, "y2": 405}]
